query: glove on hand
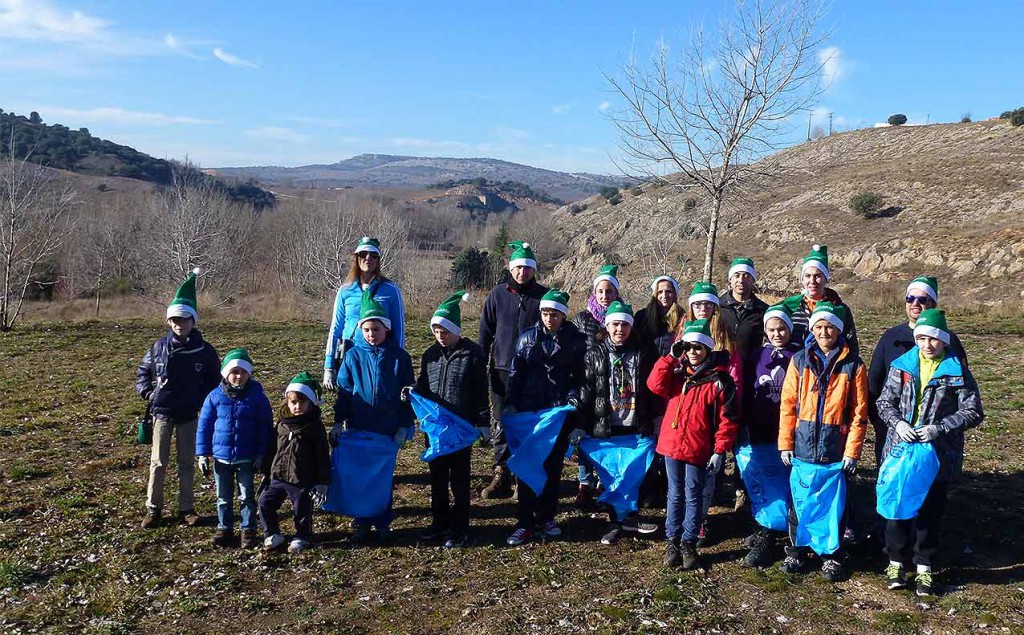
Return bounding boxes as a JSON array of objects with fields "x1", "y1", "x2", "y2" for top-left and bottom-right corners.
[
  {"x1": 895, "y1": 420, "x2": 917, "y2": 443},
  {"x1": 670, "y1": 340, "x2": 686, "y2": 359},
  {"x1": 322, "y1": 369, "x2": 337, "y2": 392},
  {"x1": 780, "y1": 450, "x2": 794, "y2": 467},
  {"x1": 567, "y1": 428, "x2": 585, "y2": 445},
  {"x1": 842, "y1": 457, "x2": 858, "y2": 475},
  {"x1": 400, "y1": 386, "x2": 414, "y2": 403},
  {"x1": 197, "y1": 456, "x2": 212, "y2": 478},
  {"x1": 707, "y1": 452, "x2": 724, "y2": 474},
  {"x1": 917, "y1": 425, "x2": 940, "y2": 442}
]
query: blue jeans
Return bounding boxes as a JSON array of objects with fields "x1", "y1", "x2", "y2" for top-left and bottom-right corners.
[
  {"x1": 665, "y1": 457, "x2": 707, "y2": 542},
  {"x1": 214, "y1": 460, "x2": 256, "y2": 531}
]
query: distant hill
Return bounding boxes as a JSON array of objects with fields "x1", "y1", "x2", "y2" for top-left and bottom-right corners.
[
  {"x1": 211, "y1": 154, "x2": 626, "y2": 202},
  {"x1": 0, "y1": 109, "x2": 275, "y2": 209}
]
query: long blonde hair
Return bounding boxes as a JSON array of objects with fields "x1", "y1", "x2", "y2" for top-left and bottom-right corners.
[{"x1": 681, "y1": 304, "x2": 737, "y2": 353}]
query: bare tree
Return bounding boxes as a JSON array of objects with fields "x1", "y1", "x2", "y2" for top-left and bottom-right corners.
[
  {"x1": 607, "y1": 0, "x2": 828, "y2": 281},
  {"x1": 0, "y1": 154, "x2": 77, "y2": 330},
  {"x1": 67, "y1": 195, "x2": 147, "y2": 315}
]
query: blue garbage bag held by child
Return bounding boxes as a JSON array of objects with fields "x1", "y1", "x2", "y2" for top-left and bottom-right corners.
[
  {"x1": 789, "y1": 458, "x2": 846, "y2": 556},
  {"x1": 876, "y1": 441, "x2": 940, "y2": 520},
  {"x1": 503, "y1": 405, "x2": 575, "y2": 495},
  {"x1": 324, "y1": 429, "x2": 399, "y2": 518},
  {"x1": 735, "y1": 443, "x2": 790, "y2": 532},
  {"x1": 578, "y1": 435, "x2": 655, "y2": 520},
  {"x1": 409, "y1": 390, "x2": 482, "y2": 462}
]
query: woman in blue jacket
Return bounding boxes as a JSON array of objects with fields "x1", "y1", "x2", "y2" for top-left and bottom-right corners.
[{"x1": 323, "y1": 237, "x2": 406, "y2": 392}]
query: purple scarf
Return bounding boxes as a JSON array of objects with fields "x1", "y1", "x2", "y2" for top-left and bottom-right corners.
[{"x1": 587, "y1": 294, "x2": 607, "y2": 323}]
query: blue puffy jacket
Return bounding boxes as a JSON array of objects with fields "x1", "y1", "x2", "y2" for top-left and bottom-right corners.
[
  {"x1": 196, "y1": 380, "x2": 274, "y2": 462},
  {"x1": 324, "y1": 278, "x2": 406, "y2": 370},
  {"x1": 334, "y1": 335, "x2": 415, "y2": 437}
]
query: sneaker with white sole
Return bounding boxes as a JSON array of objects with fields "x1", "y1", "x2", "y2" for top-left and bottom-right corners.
[
  {"x1": 540, "y1": 520, "x2": 562, "y2": 537},
  {"x1": 601, "y1": 524, "x2": 623, "y2": 545},
  {"x1": 885, "y1": 563, "x2": 907, "y2": 590},
  {"x1": 779, "y1": 548, "x2": 807, "y2": 574},
  {"x1": 288, "y1": 538, "x2": 309, "y2": 554},
  {"x1": 507, "y1": 526, "x2": 535, "y2": 546},
  {"x1": 915, "y1": 571, "x2": 936, "y2": 596},
  {"x1": 820, "y1": 558, "x2": 845, "y2": 582},
  {"x1": 621, "y1": 516, "x2": 658, "y2": 534},
  {"x1": 263, "y1": 534, "x2": 287, "y2": 551}
]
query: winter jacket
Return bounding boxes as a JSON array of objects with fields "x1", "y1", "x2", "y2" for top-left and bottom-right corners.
[
  {"x1": 416, "y1": 338, "x2": 490, "y2": 428},
  {"x1": 782, "y1": 289, "x2": 859, "y2": 356},
  {"x1": 779, "y1": 341, "x2": 869, "y2": 464},
  {"x1": 868, "y1": 321, "x2": 968, "y2": 426},
  {"x1": 719, "y1": 292, "x2": 770, "y2": 359},
  {"x1": 478, "y1": 278, "x2": 549, "y2": 372},
  {"x1": 196, "y1": 380, "x2": 274, "y2": 462},
  {"x1": 334, "y1": 335, "x2": 415, "y2": 437},
  {"x1": 580, "y1": 335, "x2": 657, "y2": 437},
  {"x1": 744, "y1": 342, "x2": 802, "y2": 445},
  {"x1": 647, "y1": 351, "x2": 740, "y2": 465},
  {"x1": 135, "y1": 329, "x2": 221, "y2": 422},
  {"x1": 268, "y1": 406, "x2": 331, "y2": 488},
  {"x1": 571, "y1": 309, "x2": 605, "y2": 351},
  {"x1": 876, "y1": 349, "x2": 983, "y2": 482},
  {"x1": 324, "y1": 278, "x2": 406, "y2": 370},
  {"x1": 506, "y1": 321, "x2": 586, "y2": 412},
  {"x1": 634, "y1": 305, "x2": 683, "y2": 358}
]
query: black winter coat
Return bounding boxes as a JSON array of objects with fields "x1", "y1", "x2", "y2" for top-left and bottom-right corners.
[
  {"x1": 634, "y1": 306, "x2": 677, "y2": 358},
  {"x1": 416, "y1": 338, "x2": 490, "y2": 427},
  {"x1": 506, "y1": 321, "x2": 586, "y2": 412},
  {"x1": 135, "y1": 329, "x2": 220, "y2": 421},
  {"x1": 718, "y1": 292, "x2": 769, "y2": 359},
  {"x1": 580, "y1": 335, "x2": 657, "y2": 437},
  {"x1": 267, "y1": 406, "x2": 331, "y2": 487},
  {"x1": 571, "y1": 309, "x2": 605, "y2": 351},
  {"x1": 478, "y1": 279, "x2": 549, "y2": 372}
]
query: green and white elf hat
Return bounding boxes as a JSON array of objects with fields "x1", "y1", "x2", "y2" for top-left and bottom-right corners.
[
  {"x1": 603, "y1": 300, "x2": 634, "y2": 327},
  {"x1": 687, "y1": 281, "x2": 720, "y2": 306},
  {"x1": 681, "y1": 319, "x2": 715, "y2": 349},
  {"x1": 508, "y1": 240, "x2": 537, "y2": 269},
  {"x1": 907, "y1": 275, "x2": 939, "y2": 302},
  {"x1": 166, "y1": 268, "x2": 201, "y2": 323},
  {"x1": 593, "y1": 264, "x2": 621, "y2": 291},
  {"x1": 649, "y1": 275, "x2": 680, "y2": 295},
  {"x1": 430, "y1": 291, "x2": 470, "y2": 335},
  {"x1": 913, "y1": 308, "x2": 951, "y2": 344},
  {"x1": 539, "y1": 288, "x2": 570, "y2": 316},
  {"x1": 285, "y1": 370, "x2": 323, "y2": 405},
  {"x1": 809, "y1": 301, "x2": 845, "y2": 331},
  {"x1": 728, "y1": 257, "x2": 756, "y2": 280},
  {"x1": 763, "y1": 303, "x2": 794, "y2": 331},
  {"x1": 356, "y1": 286, "x2": 391, "y2": 330},
  {"x1": 354, "y1": 236, "x2": 381, "y2": 255},
  {"x1": 802, "y1": 244, "x2": 830, "y2": 280},
  {"x1": 221, "y1": 348, "x2": 254, "y2": 378}
]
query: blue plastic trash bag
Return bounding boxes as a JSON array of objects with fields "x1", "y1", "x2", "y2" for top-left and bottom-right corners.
[
  {"x1": 503, "y1": 405, "x2": 574, "y2": 495},
  {"x1": 789, "y1": 459, "x2": 846, "y2": 556},
  {"x1": 735, "y1": 443, "x2": 790, "y2": 532},
  {"x1": 578, "y1": 435, "x2": 656, "y2": 520},
  {"x1": 876, "y1": 441, "x2": 940, "y2": 520},
  {"x1": 324, "y1": 429, "x2": 399, "y2": 518},
  {"x1": 409, "y1": 391, "x2": 482, "y2": 462}
]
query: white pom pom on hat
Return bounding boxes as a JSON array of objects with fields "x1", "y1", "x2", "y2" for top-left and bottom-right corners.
[
  {"x1": 812, "y1": 244, "x2": 821, "y2": 251},
  {"x1": 192, "y1": 267, "x2": 201, "y2": 275},
  {"x1": 522, "y1": 242, "x2": 530, "y2": 249}
]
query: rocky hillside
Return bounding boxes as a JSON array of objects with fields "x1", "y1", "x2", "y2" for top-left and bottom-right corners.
[
  {"x1": 549, "y1": 119, "x2": 1024, "y2": 305},
  {"x1": 211, "y1": 154, "x2": 624, "y2": 202}
]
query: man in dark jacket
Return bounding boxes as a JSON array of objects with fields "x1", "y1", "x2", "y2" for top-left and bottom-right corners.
[
  {"x1": 135, "y1": 270, "x2": 220, "y2": 529},
  {"x1": 718, "y1": 258, "x2": 770, "y2": 359},
  {"x1": 478, "y1": 240, "x2": 548, "y2": 498}
]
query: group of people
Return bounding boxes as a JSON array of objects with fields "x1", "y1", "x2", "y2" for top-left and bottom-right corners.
[{"x1": 135, "y1": 235, "x2": 983, "y2": 596}]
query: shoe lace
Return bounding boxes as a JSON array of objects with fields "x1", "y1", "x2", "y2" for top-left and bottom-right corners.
[
  {"x1": 917, "y1": 571, "x2": 933, "y2": 586},
  {"x1": 823, "y1": 559, "x2": 842, "y2": 574},
  {"x1": 511, "y1": 528, "x2": 530, "y2": 540},
  {"x1": 885, "y1": 563, "x2": 903, "y2": 579}
]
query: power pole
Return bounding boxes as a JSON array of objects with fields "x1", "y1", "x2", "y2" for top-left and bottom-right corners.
[{"x1": 828, "y1": 112, "x2": 834, "y2": 136}]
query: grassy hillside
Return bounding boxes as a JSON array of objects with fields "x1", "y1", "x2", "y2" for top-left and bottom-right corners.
[{"x1": 1, "y1": 313, "x2": 1021, "y2": 634}]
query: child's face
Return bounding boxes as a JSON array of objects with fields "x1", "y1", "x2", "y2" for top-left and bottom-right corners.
[
  {"x1": 607, "y1": 320, "x2": 631, "y2": 345},
  {"x1": 432, "y1": 324, "x2": 460, "y2": 348},
  {"x1": 802, "y1": 270, "x2": 826, "y2": 299},
  {"x1": 812, "y1": 321, "x2": 840, "y2": 351},
  {"x1": 684, "y1": 342, "x2": 709, "y2": 367},
  {"x1": 765, "y1": 318, "x2": 792, "y2": 348},
  {"x1": 361, "y1": 320, "x2": 387, "y2": 346},
  {"x1": 540, "y1": 308, "x2": 565, "y2": 332},
  {"x1": 594, "y1": 281, "x2": 618, "y2": 307},
  {"x1": 691, "y1": 301, "x2": 716, "y2": 320},
  {"x1": 916, "y1": 334, "x2": 946, "y2": 360},
  {"x1": 655, "y1": 282, "x2": 677, "y2": 308},
  {"x1": 226, "y1": 367, "x2": 250, "y2": 387},
  {"x1": 167, "y1": 316, "x2": 194, "y2": 339},
  {"x1": 286, "y1": 392, "x2": 311, "y2": 416}
]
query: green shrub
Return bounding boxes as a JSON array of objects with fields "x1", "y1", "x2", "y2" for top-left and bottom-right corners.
[
  {"x1": 849, "y1": 191, "x2": 885, "y2": 218},
  {"x1": 683, "y1": 197, "x2": 697, "y2": 210},
  {"x1": 608, "y1": 193, "x2": 623, "y2": 206},
  {"x1": 449, "y1": 247, "x2": 491, "y2": 289},
  {"x1": 887, "y1": 114, "x2": 908, "y2": 126},
  {"x1": 630, "y1": 186, "x2": 643, "y2": 196},
  {"x1": 1012, "y1": 110, "x2": 1024, "y2": 127},
  {"x1": 600, "y1": 186, "x2": 619, "y2": 200}
]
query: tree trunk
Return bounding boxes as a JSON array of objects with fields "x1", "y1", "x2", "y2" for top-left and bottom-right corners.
[{"x1": 702, "y1": 194, "x2": 724, "y2": 282}]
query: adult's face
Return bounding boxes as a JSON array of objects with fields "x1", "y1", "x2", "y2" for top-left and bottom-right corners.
[
  {"x1": 594, "y1": 281, "x2": 618, "y2": 307},
  {"x1": 357, "y1": 250, "x2": 380, "y2": 276},
  {"x1": 607, "y1": 320, "x2": 632, "y2": 345},
  {"x1": 509, "y1": 265, "x2": 535, "y2": 285},
  {"x1": 655, "y1": 281, "x2": 677, "y2": 309},
  {"x1": 540, "y1": 308, "x2": 565, "y2": 331},
  {"x1": 729, "y1": 272, "x2": 754, "y2": 300},
  {"x1": 904, "y1": 293, "x2": 936, "y2": 323},
  {"x1": 691, "y1": 301, "x2": 716, "y2": 321},
  {"x1": 802, "y1": 269, "x2": 826, "y2": 300}
]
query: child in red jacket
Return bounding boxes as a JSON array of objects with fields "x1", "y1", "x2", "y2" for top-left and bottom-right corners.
[{"x1": 648, "y1": 319, "x2": 739, "y2": 570}]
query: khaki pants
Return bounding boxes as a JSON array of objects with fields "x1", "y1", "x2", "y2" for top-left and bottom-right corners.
[{"x1": 146, "y1": 415, "x2": 197, "y2": 512}]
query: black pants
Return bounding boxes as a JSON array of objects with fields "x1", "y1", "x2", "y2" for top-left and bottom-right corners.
[
  {"x1": 429, "y1": 446, "x2": 472, "y2": 534},
  {"x1": 259, "y1": 478, "x2": 313, "y2": 540},
  {"x1": 516, "y1": 424, "x2": 571, "y2": 528},
  {"x1": 489, "y1": 368, "x2": 511, "y2": 468},
  {"x1": 885, "y1": 480, "x2": 949, "y2": 567}
]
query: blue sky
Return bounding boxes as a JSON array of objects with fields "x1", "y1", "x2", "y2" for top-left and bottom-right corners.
[{"x1": 2, "y1": 0, "x2": 1021, "y2": 173}]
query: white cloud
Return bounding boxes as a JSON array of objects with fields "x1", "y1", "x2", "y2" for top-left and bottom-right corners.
[
  {"x1": 0, "y1": 0, "x2": 107, "y2": 42},
  {"x1": 598, "y1": 101, "x2": 612, "y2": 113},
  {"x1": 245, "y1": 126, "x2": 308, "y2": 143},
  {"x1": 164, "y1": 32, "x2": 204, "y2": 59},
  {"x1": 213, "y1": 46, "x2": 258, "y2": 69},
  {"x1": 30, "y1": 106, "x2": 220, "y2": 126},
  {"x1": 552, "y1": 103, "x2": 574, "y2": 115},
  {"x1": 819, "y1": 46, "x2": 844, "y2": 90}
]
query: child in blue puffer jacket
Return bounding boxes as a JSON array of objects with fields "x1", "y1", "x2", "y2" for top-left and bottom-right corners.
[
  {"x1": 196, "y1": 348, "x2": 274, "y2": 549},
  {"x1": 331, "y1": 290, "x2": 415, "y2": 543}
]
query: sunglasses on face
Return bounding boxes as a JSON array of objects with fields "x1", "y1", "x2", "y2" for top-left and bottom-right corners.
[
  {"x1": 905, "y1": 295, "x2": 932, "y2": 306},
  {"x1": 678, "y1": 342, "x2": 704, "y2": 353},
  {"x1": 357, "y1": 252, "x2": 380, "y2": 260}
]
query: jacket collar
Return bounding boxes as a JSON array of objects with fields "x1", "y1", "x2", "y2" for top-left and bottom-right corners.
[{"x1": 891, "y1": 347, "x2": 963, "y2": 380}]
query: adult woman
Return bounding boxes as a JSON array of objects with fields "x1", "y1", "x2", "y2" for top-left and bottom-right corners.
[
  {"x1": 323, "y1": 237, "x2": 406, "y2": 391},
  {"x1": 782, "y1": 244, "x2": 858, "y2": 354}
]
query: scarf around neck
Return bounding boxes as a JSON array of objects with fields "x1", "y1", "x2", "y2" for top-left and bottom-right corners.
[{"x1": 587, "y1": 294, "x2": 608, "y2": 323}]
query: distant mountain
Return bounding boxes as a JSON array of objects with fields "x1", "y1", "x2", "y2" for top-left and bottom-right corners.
[{"x1": 211, "y1": 154, "x2": 627, "y2": 202}]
